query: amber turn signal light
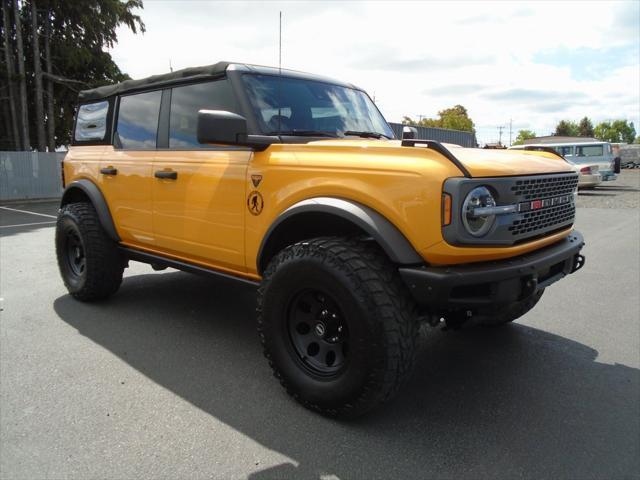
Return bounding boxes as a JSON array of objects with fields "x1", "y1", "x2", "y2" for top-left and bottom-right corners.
[{"x1": 442, "y1": 193, "x2": 452, "y2": 226}]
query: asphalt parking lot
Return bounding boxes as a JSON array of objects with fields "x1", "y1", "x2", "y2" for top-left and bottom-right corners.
[{"x1": 1, "y1": 173, "x2": 639, "y2": 480}]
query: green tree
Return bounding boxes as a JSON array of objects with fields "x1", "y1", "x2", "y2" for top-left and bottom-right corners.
[
  {"x1": 594, "y1": 120, "x2": 636, "y2": 144},
  {"x1": 437, "y1": 105, "x2": 475, "y2": 133},
  {"x1": 401, "y1": 105, "x2": 475, "y2": 133},
  {"x1": 512, "y1": 129, "x2": 536, "y2": 145},
  {"x1": 635, "y1": 136, "x2": 640, "y2": 144},
  {"x1": 0, "y1": 0, "x2": 145, "y2": 150},
  {"x1": 578, "y1": 116, "x2": 594, "y2": 137},
  {"x1": 554, "y1": 120, "x2": 580, "y2": 137}
]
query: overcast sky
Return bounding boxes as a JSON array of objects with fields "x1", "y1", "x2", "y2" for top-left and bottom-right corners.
[{"x1": 110, "y1": 0, "x2": 640, "y2": 145}]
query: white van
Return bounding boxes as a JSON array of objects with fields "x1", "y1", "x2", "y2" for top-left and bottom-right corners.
[{"x1": 510, "y1": 140, "x2": 617, "y2": 181}]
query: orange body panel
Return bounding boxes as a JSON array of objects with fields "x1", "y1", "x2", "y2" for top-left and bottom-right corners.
[{"x1": 64, "y1": 139, "x2": 575, "y2": 280}]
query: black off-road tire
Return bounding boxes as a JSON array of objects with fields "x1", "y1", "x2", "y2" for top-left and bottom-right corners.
[
  {"x1": 257, "y1": 237, "x2": 419, "y2": 418},
  {"x1": 56, "y1": 202, "x2": 124, "y2": 301},
  {"x1": 481, "y1": 289, "x2": 545, "y2": 326}
]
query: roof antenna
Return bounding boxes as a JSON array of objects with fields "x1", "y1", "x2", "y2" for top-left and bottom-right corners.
[{"x1": 277, "y1": 11, "x2": 282, "y2": 137}]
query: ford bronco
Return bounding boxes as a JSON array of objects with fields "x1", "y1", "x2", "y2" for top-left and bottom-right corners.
[{"x1": 57, "y1": 62, "x2": 585, "y2": 417}]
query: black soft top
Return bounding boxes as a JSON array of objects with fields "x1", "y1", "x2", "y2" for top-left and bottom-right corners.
[{"x1": 78, "y1": 61, "x2": 360, "y2": 102}]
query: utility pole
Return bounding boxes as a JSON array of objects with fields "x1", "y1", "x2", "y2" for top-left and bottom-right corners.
[
  {"x1": 509, "y1": 118, "x2": 513, "y2": 146},
  {"x1": 498, "y1": 125, "x2": 504, "y2": 145}
]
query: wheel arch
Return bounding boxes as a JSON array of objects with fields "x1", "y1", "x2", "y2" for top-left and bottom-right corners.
[
  {"x1": 257, "y1": 197, "x2": 423, "y2": 274},
  {"x1": 60, "y1": 179, "x2": 120, "y2": 242}
]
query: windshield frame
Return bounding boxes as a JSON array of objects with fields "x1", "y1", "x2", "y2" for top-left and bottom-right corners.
[{"x1": 238, "y1": 72, "x2": 395, "y2": 140}]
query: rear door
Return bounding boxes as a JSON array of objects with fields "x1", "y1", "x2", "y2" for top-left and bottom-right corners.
[
  {"x1": 99, "y1": 90, "x2": 161, "y2": 246},
  {"x1": 152, "y1": 79, "x2": 251, "y2": 273}
]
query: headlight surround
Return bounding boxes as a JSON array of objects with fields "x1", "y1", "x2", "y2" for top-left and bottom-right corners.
[{"x1": 462, "y1": 186, "x2": 497, "y2": 237}]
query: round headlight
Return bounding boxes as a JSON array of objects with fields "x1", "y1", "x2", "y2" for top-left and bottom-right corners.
[{"x1": 462, "y1": 186, "x2": 496, "y2": 237}]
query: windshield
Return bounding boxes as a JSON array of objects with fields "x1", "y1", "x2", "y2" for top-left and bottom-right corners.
[{"x1": 242, "y1": 74, "x2": 394, "y2": 138}]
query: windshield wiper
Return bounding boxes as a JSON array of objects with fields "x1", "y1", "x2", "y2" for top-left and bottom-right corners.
[
  {"x1": 343, "y1": 130, "x2": 391, "y2": 140},
  {"x1": 267, "y1": 130, "x2": 338, "y2": 137}
]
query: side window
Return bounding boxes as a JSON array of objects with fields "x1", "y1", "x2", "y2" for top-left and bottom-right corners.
[
  {"x1": 75, "y1": 101, "x2": 109, "y2": 141},
  {"x1": 576, "y1": 145, "x2": 604, "y2": 157},
  {"x1": 556, "y1": 146, "x2": 574, "y2": 156},
  {"x1": 116, "y1": 90, "x2": 162, "y2": 149},
  {"x1": 169, "y1": 80, "x2": 237, "y2": 148}
]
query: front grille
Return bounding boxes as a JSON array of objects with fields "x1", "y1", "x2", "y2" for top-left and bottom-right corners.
[
  {"x1": 509, "y1": 202, "x2": 575, "y2": 236},
  {"x1": 508, "y1": 173, "x2": 578, "y2": 240},
  {"x1": 511, "y1": 175, "x2": 578, "y2": 200}
]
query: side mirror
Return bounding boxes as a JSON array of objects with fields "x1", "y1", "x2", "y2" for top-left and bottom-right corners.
[
  {"x1": 197, "y1": 110, "x2": 248, "y2": 145},
  {"x1": 402, "y1": 126, "x2": 417, "y2": 140}
]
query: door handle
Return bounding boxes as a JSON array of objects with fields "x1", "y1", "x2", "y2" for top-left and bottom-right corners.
[
  {"x1": 155, "y1": 170, "x2": 178, "y2": 180},
  {"x1": 100, "y1": 167, "x2": 118, "y2": 175}
]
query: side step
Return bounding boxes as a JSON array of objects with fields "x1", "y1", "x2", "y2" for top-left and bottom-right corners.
[{"x1": 120, "y1": 246, "x2": 259, "y2": 286}]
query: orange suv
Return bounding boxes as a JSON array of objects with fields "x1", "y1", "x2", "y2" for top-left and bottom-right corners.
[{"x1": 57, "y1": 62, "x2": 585, "y2": 417}]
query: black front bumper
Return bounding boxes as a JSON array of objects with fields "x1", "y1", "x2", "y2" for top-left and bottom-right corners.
[{"x1": 399, "y1": 231, "x2": 585, "y2": 310}]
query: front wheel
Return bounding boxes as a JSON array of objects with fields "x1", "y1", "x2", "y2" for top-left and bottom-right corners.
[{"x1": 257, "y1": 237, "x2": 419, "y2": 418}]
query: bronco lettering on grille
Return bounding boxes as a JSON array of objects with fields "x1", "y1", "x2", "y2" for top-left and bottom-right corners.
[{"x1": 518, "y1": 194, "x2": 573, "y2": 213}]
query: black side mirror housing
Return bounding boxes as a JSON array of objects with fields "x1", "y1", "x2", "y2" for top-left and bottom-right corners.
[
  {"x1": 197, "y1": 110, "x2": 248, "y2": 145},
  {"x1": 402, "y1": 126, "x2": 417, "y2": 140},
  {"x1": 197, "y1": 110, "x2": 275, "y2": 150}
]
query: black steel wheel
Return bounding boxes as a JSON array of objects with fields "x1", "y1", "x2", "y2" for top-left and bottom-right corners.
[
  {"x1": 258, "y1": 237, "x2": 419, "y2": 418},
  {"x1": 286, "y1": 289, "x2": 349, "y2": 376},
  {"x1": 64, "y1": 228, "x2": 86, "y2": 277},
  {"x1": 56, "y1": 202, "x2": 124, "y2": 301}
]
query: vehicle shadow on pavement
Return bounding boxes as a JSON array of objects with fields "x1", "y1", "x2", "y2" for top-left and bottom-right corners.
[{"x1": 53, "y1": 271, "x2": 640, "y2": 480}]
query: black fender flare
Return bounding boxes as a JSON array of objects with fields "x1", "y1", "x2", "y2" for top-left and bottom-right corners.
[
  {"x1": 60, "y1": 179, "x2": 120, "y2": 242},
  {"x1": 257, "y1": 197, "x2": 423, "y2": 273}
]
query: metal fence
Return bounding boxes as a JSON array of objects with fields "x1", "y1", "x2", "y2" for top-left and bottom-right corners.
[
  {"x1": 0, "y1": 151, "x2": 66, "y2": 201},
  {"x1": 388, "y1": 123, "x2": 477, "y2": 147}
]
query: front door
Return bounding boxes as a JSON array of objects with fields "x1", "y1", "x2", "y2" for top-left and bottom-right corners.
[
  {"x1": 151, "y1": 80, "x2": 251, "y2": 273},
  {"x1": 152, "y1": 150, "x2": 251, "y2": 272}
]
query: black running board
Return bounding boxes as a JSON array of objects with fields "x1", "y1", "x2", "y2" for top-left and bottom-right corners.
[{"x1": 119, "y1": 246, "x2": 259, "y2": 286}]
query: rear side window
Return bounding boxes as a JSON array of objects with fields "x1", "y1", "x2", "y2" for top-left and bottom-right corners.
[
  {"x1": 169, "y1": 80, "x2": 237, "y2": 148},
  {"x1": 116, "y1": 90, "x2": 162, "y2": 149},
  {"x1": 555, "y1": 146, "x2": 574, "y2": 156},
  {"x1": 75, "y1": 101, "x2": 109, "y2": 141},
  {"x1": 576, "y1": 145, "x2": 604, "y2": 157}
]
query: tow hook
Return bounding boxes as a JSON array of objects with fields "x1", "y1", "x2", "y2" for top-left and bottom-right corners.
[
  {"x1": 572, "y1": 254, "x2": 586, "y2": 273},
  {"x1": 522, "y1": 276, "x2": 538, "y2": 298}
]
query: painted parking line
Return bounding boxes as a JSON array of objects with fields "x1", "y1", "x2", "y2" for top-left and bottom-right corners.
[
  {"x1": 0, "y1": 221, "x2": 56, "y2": 229},
  {"x1": 0, "y1": 206, "x2": 57, "y2": 219}
]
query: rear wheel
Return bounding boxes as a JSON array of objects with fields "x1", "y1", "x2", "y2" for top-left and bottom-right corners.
[
  {"x1": 56, "y1": 202, "x2": 124, "y2": 301},
  {"x1": 258, "y1": 237, "x2": 419, "y2": 418}
]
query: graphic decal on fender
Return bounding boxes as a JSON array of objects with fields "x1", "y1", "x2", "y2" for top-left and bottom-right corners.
[
  {"x1": 251, "y1": 174, "x2": 263, "y2": 188},
  {"x1": 247, "y1": 191, "x2": 264, "y2": 216}
]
